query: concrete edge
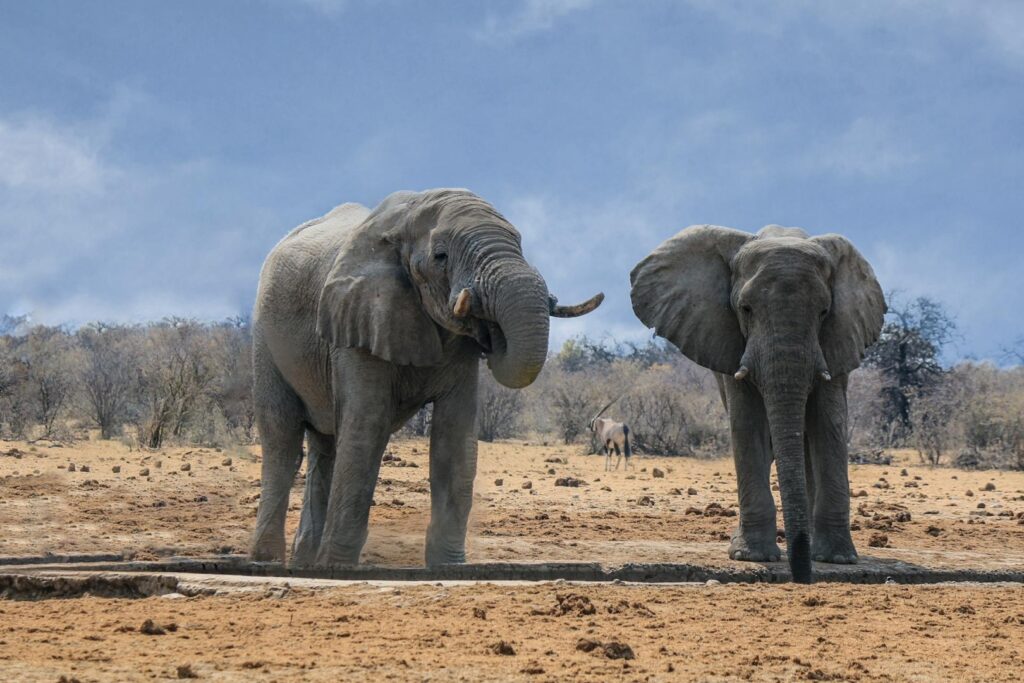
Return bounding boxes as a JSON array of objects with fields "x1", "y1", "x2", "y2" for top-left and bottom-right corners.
[{"x1": 2, "y1": 555, "x2": 1023, "y2": 588}]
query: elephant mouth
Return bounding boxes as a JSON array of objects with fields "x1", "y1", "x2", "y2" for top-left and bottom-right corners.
[{"x1": 472, "y1": 320, "x2": 505, "y2": 356}]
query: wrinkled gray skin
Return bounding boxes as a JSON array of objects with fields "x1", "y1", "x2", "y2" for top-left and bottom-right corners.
[
  {"x1": 631, "y1": 225, "x2": 884, "y2": 583},
  {"x1": 250, "y1": 189, "x2": 602, "y2": 568}
]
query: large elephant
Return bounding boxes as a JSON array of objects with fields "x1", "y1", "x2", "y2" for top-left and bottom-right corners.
[
  {"x1": 630, "y1": 225, "x2": 884, "y2": 583},
  {"x1": 251, "y1": 189, "x2": 602, "y2": 568}
]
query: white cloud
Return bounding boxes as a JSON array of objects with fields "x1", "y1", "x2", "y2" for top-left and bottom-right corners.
[
  {"x1": 0, "y1": 96, "x2": 274, "y2": 327},
  {"x1": 475, "y1": 0, "x2": 596, "y2": 44},
  {"x1": 682, "y1": 0, "x2": 1024, "y2": 68},
  {"x1": 0, "y1": 117, "x2": 110, "y2": 193},
  {"x1": 808, "y1": 117, "x2": 920, "y2": 178}
]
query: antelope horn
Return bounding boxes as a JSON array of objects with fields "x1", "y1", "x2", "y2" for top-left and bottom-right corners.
[
  {"x1": 590, "y1": 396, "x2": 619, "y2": 423},
  {"x1": 550, "y1": 292, "x2": 604, "y2": 318},
  {"x1": 453, "y1": 288, "x2": 473, "y2": 318}
]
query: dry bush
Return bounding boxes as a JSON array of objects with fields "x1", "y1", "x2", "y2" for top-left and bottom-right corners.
[
  {"x1": 77, "y1": 323, "x2": 140, "y2": 439},
  {"x1": 619, "y1": 360, "x2": 727, "y2": 456},
  {"x1": 477, "y1": 369, "x2": 523, "y2": 442}
]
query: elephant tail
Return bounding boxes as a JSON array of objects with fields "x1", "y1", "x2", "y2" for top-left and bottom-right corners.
[{"x1": 623, "y1": 425, "x2": 631, "y2": 458}]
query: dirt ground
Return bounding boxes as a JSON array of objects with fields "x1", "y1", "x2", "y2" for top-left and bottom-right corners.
[{"x1": 2, "y1": 436, "x2": 1024, "y2": 681}]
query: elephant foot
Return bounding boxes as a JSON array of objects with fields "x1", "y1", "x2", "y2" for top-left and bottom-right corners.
[
  {"x1": 425, "y1": 541, "x2": 467, "y2": 566},
  {"x1": 289, "y1": 541, "x2": 318, "y2": 569},
  {"x1": 728, "y1": 527, "x2": 782, "y2": 563},
  {"x1": 812, "y1": 528, "x2": 859, "y2": 564},
  {"x1": 250, "y1": 541, "x2": 285, "y2": 564}
]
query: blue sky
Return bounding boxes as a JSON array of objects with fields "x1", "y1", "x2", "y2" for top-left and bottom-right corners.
[{"x1": 1, "y1": 1, "x2": 1022, "y2": 361}]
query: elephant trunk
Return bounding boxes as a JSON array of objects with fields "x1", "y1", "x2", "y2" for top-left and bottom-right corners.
[
  {"x1": 478, "y1": 260, "x2": 550, "y2": 389},
  {"x1": 758, "y1": 343, "x2": 816, "y2": 584}
]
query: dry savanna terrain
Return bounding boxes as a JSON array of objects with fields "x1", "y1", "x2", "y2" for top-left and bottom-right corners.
[{"x1": 1, "y1": 436, "x2": 1023, "y2": 681}]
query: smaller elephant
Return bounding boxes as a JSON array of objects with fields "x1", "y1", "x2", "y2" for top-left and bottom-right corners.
[
  {"x1": 631, "y1": 225, "x2": 884, "y2": 583},
  {"x1": 590, "y1": 417, "x2": 632, "y2": 470}
]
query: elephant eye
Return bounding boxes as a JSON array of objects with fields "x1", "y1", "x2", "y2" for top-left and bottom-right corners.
[
  {"x1": 434, "y1": 252, "x2": 448, "y2": 263},
  {"x1": 741, "y1": 304, "x2": 753, "y2": 315},
  {"x1": 819, "y1": 308, "x2": 829, "y2": 319}
]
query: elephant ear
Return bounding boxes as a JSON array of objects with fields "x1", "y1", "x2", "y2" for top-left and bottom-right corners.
[
  {"x1": 630, "y1": 225, "x2": 753, "y2": 374},
  {"x1": 316, "y1": 210, "x2": 444, "y2": 367},
  {"x1": 812, "y1": 234, "x2": 886, "y2": 376}
]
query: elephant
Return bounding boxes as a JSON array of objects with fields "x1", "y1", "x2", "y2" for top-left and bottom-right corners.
[
  {"x1": 249, "y1": 189, "x2": 603, "y2": 568},
  {"x1": 630, "y1": 225, "x2": 884, "y2": 583}
]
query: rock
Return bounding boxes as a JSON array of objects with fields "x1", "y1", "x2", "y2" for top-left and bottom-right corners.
[
  {"x1": 554, "y1": 477, "x2": 584, "y2": 488},
  {"x1": 547, "y1": 468, "x2": 556, "y2": 475},
  {"x1": 652, "y1": 468, "x2": 665, "y2": 478},
  {"x1": 176, "y1": 664, "x2": 198, "y2": 679},
  {"x1": 155, "y1": 461, "x2": 162, "y2": 468},
  {"x1": 67, "y1": 463, "x2": 76, "y2": 472},
  {"x1": 473, "y1": 607, "x2": 487, "y2": 620},
  {"x1": 900, "y1": 468, "x2": 908, "y2": 476},
  {"x1": 180, "y1": 463, "x2": 191, "y2": 472},
  {"x1": 221, "y1": 457, "x2": 232, "y2": 466},
  {"x1": 521, "y1": 480, "x2": 533, "y2": 490},
  {"x1": 139, "y1": 468, "x2": 150, "y2": 477},
  {"x1": 983, "y1": 482, "x2": 996, "y2": 491},
  {"x1": 965, "y1": 490, "x2": 974, "y2": 497},
  {"x1": 927, "y1": 525, "x2": 942, "y2": 536},
  {"x1": 552, "y1": 593, "x2": 596, "y2": 616},
  {"x1": 80, "y1": 465, "x2": 90, "y2": 473},
  {"x1": 851, "y1": 490, "x2": 869, "y2": 498},
  {"x1": 194, "y1": 495, "x2": 208, "y2": 503},
  {"x1": 489, "y1": 640, "x2": 516, "y2": 656},
  {"x1": 636, "y1": 495, "x2": 655, "y2": 506},
  {"x1": 602, "y1": 641, "x2": 635, "y2": 660},
  {"x1": 868, "y1": 533, "x2": 889, "y2": 548},
  {"x1": 705, "y1": 579, "x2": 721, "y2": 587},
  {"x1": 687, "y1": 487, "x2": 697, "y2": 496},
  {"x1": 140, "y1": 619, "x2": 166, "y2": 635},
  {"x1": 977, "y1": 502, "x2": 986, "y2": 509},
  {"x1": 494, "y1": 478, "x2": 504, "y2": 486},
  {"x1": 576, "y1": 638, "x2": 602, "y2": 653},
  {"x1": 112, "y1": 465, "x2": 121, "y2": 473}
]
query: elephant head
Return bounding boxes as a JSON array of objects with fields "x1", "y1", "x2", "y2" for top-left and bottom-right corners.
[
  {"x1": 630, "y1": 224, "x2": 884, "y2": 582},
  {"x1": 317, "y1": 189, "x2": 603, "y2": 388}
]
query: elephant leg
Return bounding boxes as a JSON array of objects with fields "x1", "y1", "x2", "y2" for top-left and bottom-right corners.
[
  {"x1": 724, "y1": 377, "x2": 782, "y2": 562},
  {"x1": 807, "y1": 375, "x2": 857, "y2": 564},
  {"x1": 291, "y1": 430, "x2": 335, "y2": 567},
  {"x1": 315, "y1": 364, "x2": 394, "y2": 567},
  {"x1": 251, "y1": 351, "x2": 305, "y2": 563},
  {"x1": 425, "y1": 365, "x2": 479, "y2": 565}
]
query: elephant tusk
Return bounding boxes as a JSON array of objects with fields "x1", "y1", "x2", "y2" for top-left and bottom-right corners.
[
  {"x1": 550, "y1": 292, "x2": 604, "y2": 318},
  {"x1": 820, "y1": 371, "x2": 832, "y2": 382},
  {"x1": 734, "y1": 366, "x2": 749, "y2": 381},
  {"x1": 453, "y1": 288, "x2": 472, "y2": 318}
]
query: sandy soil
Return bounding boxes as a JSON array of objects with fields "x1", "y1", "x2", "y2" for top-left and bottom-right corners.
[
  {"x1": 2, "y1": 437, "x2": 1022, "y2": 569},
  {"x1": 2, "y1": 437, "x2": 1024, "y2": 681},
  {"x1": 1, "y1": 581, "x2": 1023, "y2": 682}
]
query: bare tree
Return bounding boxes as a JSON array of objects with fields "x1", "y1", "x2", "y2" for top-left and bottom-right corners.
[
  {"x1": 138, "y1": 319, "x2": 217, "y2": 448},
  {"x1": 77, "y1": 323, "x2": 139, "y2": 439},
  {"x1": 477, "y1": 369, "x2": 523, "y2": 442},
  {"x1": 20, "y1": 326, "x2": 79, "y2": 438},
  {"x1": 208, "y1": 317, "x2": 256, "y2": 443},
  {"x1": 863, "y1": 294, "x2": 957, "y2": 443}
]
